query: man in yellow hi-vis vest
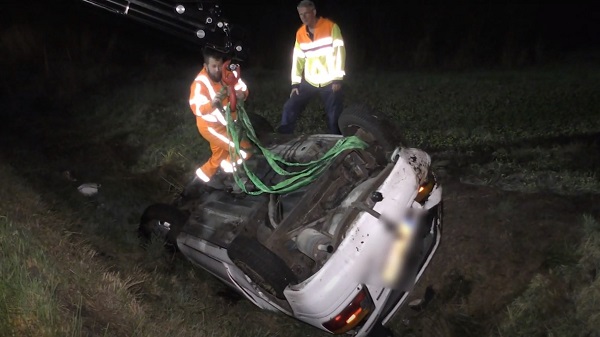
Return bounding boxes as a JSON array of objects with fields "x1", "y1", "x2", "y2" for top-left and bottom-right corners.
[{"x1": 277, "y1": 0, "x2": 346, "y2": 135}]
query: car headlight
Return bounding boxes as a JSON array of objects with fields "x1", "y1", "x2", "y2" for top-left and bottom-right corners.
[{"x1": 322, "y1": 286, "x2": 374, "y2": 334}]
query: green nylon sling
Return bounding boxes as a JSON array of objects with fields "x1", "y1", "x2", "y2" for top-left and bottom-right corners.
[{"x1": 223, "y1": 102, "x2": 368, "y2": 195}]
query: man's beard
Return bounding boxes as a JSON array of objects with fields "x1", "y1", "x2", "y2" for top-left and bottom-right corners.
[{"x1": 208, "y1": 72, "x2": 222, "y2": 83}]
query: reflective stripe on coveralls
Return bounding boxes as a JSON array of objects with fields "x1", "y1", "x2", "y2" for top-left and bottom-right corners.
[
  {"x1": 189, "y1": 69, "x2": 250, "y2": 182},
  {"x1": 193, "y1": 123, "x2": 250, "y2": 182}
]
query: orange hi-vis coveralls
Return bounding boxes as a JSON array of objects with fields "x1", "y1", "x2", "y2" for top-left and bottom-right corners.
[{"x1": 189, "y1": 67, "x2": 250, "y2": 183}]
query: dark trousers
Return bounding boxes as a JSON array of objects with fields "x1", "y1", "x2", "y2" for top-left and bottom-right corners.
[{"x1": 278, "y1": 81, "x2": 343, "y2": 134}]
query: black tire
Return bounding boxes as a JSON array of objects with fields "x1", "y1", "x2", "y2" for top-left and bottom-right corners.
[
  {"x1": 228, "y1": 236, "x2": 297, "y2": 299},
  {"x1": 246, "y1": 112, "x2": 275, "y2": 143},
  {"x1": 139, "y1": 203, "x2": 188, "y2": 248},
  {"x1": 338, "y1": 104, "x2": 404, "y2": 162}
]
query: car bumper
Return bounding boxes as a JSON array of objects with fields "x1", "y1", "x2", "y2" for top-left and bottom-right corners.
[{"x1": 283, "y1": 150, "x2": 443, "y2": 336}]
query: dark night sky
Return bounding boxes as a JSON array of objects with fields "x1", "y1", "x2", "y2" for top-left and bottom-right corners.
[{"x1": 2, "y1": 0, "x2": 599, "y2": 71}]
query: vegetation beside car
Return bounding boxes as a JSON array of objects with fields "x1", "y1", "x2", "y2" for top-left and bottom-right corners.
[{"x1": 1, "y1": 29, "x2": 599, "y2": 336}]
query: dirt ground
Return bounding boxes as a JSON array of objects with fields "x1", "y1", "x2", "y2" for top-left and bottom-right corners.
[{"x1": 391, "y1": 172, "x2": 600, "y2": 336}]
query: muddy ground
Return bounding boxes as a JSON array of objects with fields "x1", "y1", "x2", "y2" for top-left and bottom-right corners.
[{"x1": 391, "y1": 169, "x2": 599, "y2": 336}]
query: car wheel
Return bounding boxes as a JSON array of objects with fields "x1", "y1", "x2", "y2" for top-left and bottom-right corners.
[
  {"x1": 139, "y1": 203, "x2": 188, "y2": 248},
  {"x1": 338, "y1": 104, "x2": 404, "y2": 163},
  {"x1": 228, "y1": 236, "x2": 298, "y2": 299},
  {"x1": 245, "y1": 111, "x2": 274, "y2": 144}
]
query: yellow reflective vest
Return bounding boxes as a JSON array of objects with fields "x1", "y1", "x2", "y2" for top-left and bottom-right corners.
[{"x1": 291, "y1": 17, "x2": 346, "y2": 87}]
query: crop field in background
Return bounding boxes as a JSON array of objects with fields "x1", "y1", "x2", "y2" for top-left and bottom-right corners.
[{"x1": 1, "y1": 32, "x2": 600, "y2": 336}]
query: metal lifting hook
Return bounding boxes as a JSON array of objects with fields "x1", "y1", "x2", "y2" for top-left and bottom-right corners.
[{"x1": 222, "y1": 60, "x2": 241, "y2": 112}]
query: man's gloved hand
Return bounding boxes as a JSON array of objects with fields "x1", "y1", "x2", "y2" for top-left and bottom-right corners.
[
  {"x1": 235, "y1": 90, "x2": 246, "y2": 100},
  {"x1": 212, "y1": 89, "x2": 228, "y2": 107}
]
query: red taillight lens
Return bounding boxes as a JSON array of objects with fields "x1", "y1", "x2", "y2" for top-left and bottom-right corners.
[{"x1": 322, "y1": 287, "x2": 374, "y2": 334}]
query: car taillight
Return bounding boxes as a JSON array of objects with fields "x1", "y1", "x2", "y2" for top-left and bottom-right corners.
[
  {"x1": 415, "y1": 171, "x2": 436, "y2": 204},
  {"x1": 322, "y1": 286, "x2": 374, "y2": 334}
]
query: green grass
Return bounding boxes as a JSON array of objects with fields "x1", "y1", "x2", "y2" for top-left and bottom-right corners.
[
  {"x1": 343, "y1": 66, "x2": 600, "y2": 149},
  {"x1": 0, "y1": 166, "x2": 84, "y2": 337},
  {"x1": 1, "y1": 36, "x2": 599, "y2": 336},
  {"x1": 0, "y1": 164, "x2": 332, "y2": 337},
  {"x1": 493, "y1": 215, "x2": 600, "y2": 337},
  {"x1": 0, "y1": 218, "x2": 67, "y2": 337}
]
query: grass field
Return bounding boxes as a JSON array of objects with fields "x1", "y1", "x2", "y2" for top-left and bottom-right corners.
[{"x1": 1, "y1": 42, "x2": 599, "y2": 337}]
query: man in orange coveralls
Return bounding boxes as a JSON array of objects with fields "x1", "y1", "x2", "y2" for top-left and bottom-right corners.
[{"x1": 187, "y1": 47, "x2": 252, "y2": 192}]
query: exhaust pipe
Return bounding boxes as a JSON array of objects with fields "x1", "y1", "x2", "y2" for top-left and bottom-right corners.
[{"x1": 296, "y1": 228, "x2": 334, "y2": 262}]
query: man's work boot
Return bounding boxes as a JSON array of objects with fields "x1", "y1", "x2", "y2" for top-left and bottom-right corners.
[
  {"x1": 181, "y1": 177, "x2": 212, "y2": 200},
  {"x1": 208, "y1": 169, "x2": 236, "y2": 192},
  {"x1": 182, "y1": 170, "x2": 229, "y2": 199}
]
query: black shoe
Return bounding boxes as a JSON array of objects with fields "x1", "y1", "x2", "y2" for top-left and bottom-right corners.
[{"x1": 182, "y1": 177, "x2": 214, "y2": 199}]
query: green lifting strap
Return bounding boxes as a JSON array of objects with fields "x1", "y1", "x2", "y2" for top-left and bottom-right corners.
[{"x1": 223, "y1": 102, "x2": 368, "y2": 195}]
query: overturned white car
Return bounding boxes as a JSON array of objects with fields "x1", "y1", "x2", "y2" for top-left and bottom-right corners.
[{"x1": 139, "y1": 105, "x2": 443, "y2": 337}]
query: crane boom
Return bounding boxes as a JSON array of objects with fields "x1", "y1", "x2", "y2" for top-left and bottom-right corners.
[{"x1": 81, "y1": 0, "x2": 246, "y2": 60}]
